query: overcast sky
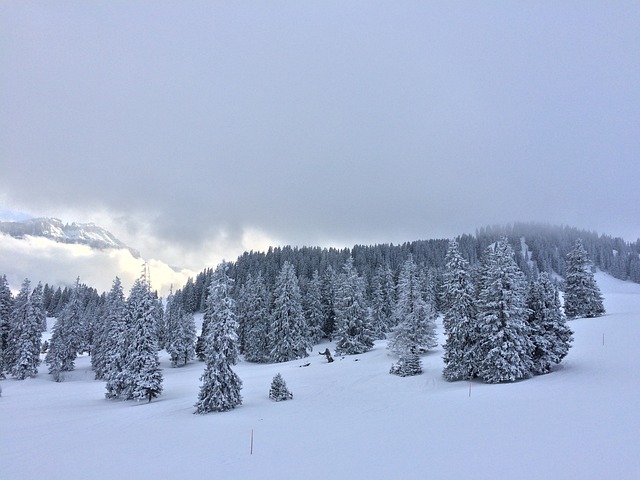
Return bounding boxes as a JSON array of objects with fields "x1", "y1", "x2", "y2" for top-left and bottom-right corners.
[{"x1": 2, "y1": 1, "x2": 639, "y2": 272}]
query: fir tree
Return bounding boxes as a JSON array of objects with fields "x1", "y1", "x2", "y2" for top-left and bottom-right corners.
[
  {"x1": 369, "y1": 264, "x2": 395, "y2": 339},
  {"x1": 268, "y1": 261, "x2": 311, "y2": 363},
  {"x1": 303, "y1": 270, "x2": 325, "y2": 345},
  {"x1": 269, "y1": 373, "x2": 293, "y2": 401},
  {"x1": 123, "y1": 273, "x2": 163, "y2": 402},
  {"x1": 8, "y1": 279, "x2": 42, "y2": 380},
  {"x1": 334, "y1": 257, "x2": 374, "y2": 356},
  {"x1": 239, "y1": 273, "x2": 271, "y2": 363},
  {"x1": 475, "y1": 238, "x2": 533, "y2": 383},
  {"x1": 195, "y1": 262, "x2": 242, "y2": 414},
  {"x1": 564, "y1": 239, "x2": 605, "y2": 319},
  {"x1": 390, "y1": 350, "x2": 423, "y2": 377},
  {"x1": 0, "y1": 275, "x2": 15, "y2": 379},
  {"x1": 441, "y1": 239, "x2": 478, "y2": 381},
  {"x1": 45, "y1": 278, "x2": 85, "y2": 381},
  {"x1": 527, "y1": 273, "x2": 573, "y2": 374},
  {"x1": 165, "y1": 291, "x2": 196, "y2": 367},
  {"x1": 103, "y1": 278, "x2": 130, "y2": 399},
  {"x1": 388, "y1": 255, "x2": 437, "y2": 356}
]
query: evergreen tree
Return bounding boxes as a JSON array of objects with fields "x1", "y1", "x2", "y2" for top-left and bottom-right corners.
[
  {"x1": 303, "y1": 270, "x2": 325, "y2": 345},
  {"x1": 123, "y1": 273, "x2": 163, "y2": 402},
  {"x1": 564, "y1": 239, "x2": 606, "y2": 319},
  {"x1": 8, "y1": 279, "x2": 42, "y2": 380},
  {"x1": 103, "y1": 277, "x2": 130, "y2": 399},
  {"x1": 475, "y1": 238, "x2": 533, "y2": 383},
  {"x1": 269, "y1": 373, "x2": 293, "y2": 401},
  {"x1": 441, "y1": 239, "x2": 478, "y2": 381},
  {"x1": 92, "y1": 279, "x2": 120, "y2": 380},
  {"x1": 165, "y1": 291, "x2": 196, "y2": 367},
  {"x1": 527, "y1": 273, "x2": 573, "y2": 374},
  {"x1": 268, "y1": 262, "x2": 311, "y2": 363},
  {"x1": 32, "y1": 282, "x2": 47, "y2": 333},
  {"x1": 239, "y1": 273, "x2": 270, "y2": 363},
  {"x1": 45, "y1": 278, "x2": 85, "y2": 381},
  {"x1": 390, "y1": 350, "x2": 423, "y2": 377},
  {"x1": 388, "y1": 255, "x2": 437, "y2": 356},
  {"x1": 195, "y1": 262, "x2": 242, "y2": 414},
  {"x1": 369, "y1": 264, "x2": 395, "y2": 339},
  {"x1": 334, "y1": 257, "x2": 374, "y2": 356},
  {"x1": 0, "y1": 275, "x2": 14, "y2": 379},
  {"x1": 320, "y1": 266, "x2": 337, "y2": 340}
]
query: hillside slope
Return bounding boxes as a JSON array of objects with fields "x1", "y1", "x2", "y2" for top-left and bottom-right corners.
[{"x1": 1, "y1": 272, "x2": 638, "y2": 480}]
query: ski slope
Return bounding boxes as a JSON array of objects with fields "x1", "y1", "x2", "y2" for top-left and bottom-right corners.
[{"x1": 2, "y1": 272, "x2": 639, "y2": 479}]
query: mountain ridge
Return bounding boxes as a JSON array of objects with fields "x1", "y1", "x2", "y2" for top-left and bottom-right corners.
[{"x1": 0, "y1": 217, "x2": 140, "y2": 258}]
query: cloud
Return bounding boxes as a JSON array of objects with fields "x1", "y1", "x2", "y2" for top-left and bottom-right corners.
[
  {"x1": 1, "y1": 2, "x2": 639, "y2": 272},
  {"x1": 0, "y1": 234, "x2": 193, "y2": 297}
]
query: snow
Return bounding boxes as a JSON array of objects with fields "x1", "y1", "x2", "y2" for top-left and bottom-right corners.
[{"x1": 2, "y1": 272, "x2": 639, "y2": 479}]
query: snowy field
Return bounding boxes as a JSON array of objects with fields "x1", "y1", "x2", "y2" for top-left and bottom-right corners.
[{"x1": 2, "y1": 272, "x2": 639, "y2": 480}]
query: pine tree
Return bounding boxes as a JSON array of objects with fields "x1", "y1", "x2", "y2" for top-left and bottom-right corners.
[
  {"x1": 123, "y1": 273, "x2": 163, "y2": 402},
  {"x1": 195, "y1": 262, "x2": 242, "y2": 414},
  {"x1": 475, "y1": 238, "x2": 533, "y2": 383},
  {"x1": 564, "y1": 239, "x2": 605, "y2": 319},
  {"x1": 390, "y1": 350, "x2": 423, "y2": 377},
  {"x1": 239, "y1": 273, "x2": 270, "y2": 363},
  {"x1": 103, "y1": 277, "x2": 130, "y2": 399},
  {"x1": 268, "y1": 261, "x2": 311, "y2": 363},
  {"x1": 320, "y1": 266, "x2": 337, "y2": 340},
  {"x1": 303, "y1": 270, "x2": 325, "y2": 345},
  {"x1": 165, "y1": 291, "x2": 196, "y2": 367},
  {"x1": 0, "y1": 275, "x2": 15, "y2": 379},
  {"x1": 388, "y1": 255, "x2": 437, "y2": 356},
  {"x1": 92, "y1": 279, "x2": 120, "y2": 380},
  {"x1": 45, "y1": 278, "x2": 85, "y2": 381},
  {"x1": 441, "y1": 239, "x2": 478, "y2": 381},
  {"x1": 334, "y1": 257, "x2": 374, "y2": 356},
  {"x1": 370, "y1": 264, "x2": 395, "y2": 339},
  {"x1": 269, "y1": 373, "x2": 293, "y2": 401},
  {"x1": 8, "y1": 279, "x2": 42, "y2": 380},
  {"x1": 527, "y1": 273, "x2": 573, "y2": 375}
]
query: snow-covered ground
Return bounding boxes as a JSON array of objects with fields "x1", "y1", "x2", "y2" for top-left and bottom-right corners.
[{"x1": 2, "y1": 272, "x2": 639, "y2": 479}]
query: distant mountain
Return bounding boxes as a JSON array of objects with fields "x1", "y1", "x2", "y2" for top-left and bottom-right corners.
[{"x1": 0, "y1": 217, "x2": 140, "y2": 258}]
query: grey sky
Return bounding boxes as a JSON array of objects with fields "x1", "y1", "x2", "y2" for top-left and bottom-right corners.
[{"x1": 2, "y1": 2, "x2": 639, "y2": 271}]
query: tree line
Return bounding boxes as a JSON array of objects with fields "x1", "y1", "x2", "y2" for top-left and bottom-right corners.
[{"x1": 0, "y1": 224, "x2": 607, "y2": 412}]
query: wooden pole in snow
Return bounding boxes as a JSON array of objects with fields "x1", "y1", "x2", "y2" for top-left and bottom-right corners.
[
  {"x1": 468, "y1": 382, "x2": 472, "y2": 397},
  {"x1": 250, "y1": 429, "x2": 254, "y2": 455}
]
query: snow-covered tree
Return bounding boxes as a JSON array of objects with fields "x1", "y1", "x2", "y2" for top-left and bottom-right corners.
[
  {"x1": 122, "y1": 273, "x2": 163, "y2": 402},
  {"x1": 369, "y1": 264, "x2": 395, "y2": 339},
  {"x1": 269, "y1": 373, "x2": 293, "y2": 401},
  {"x1": 320, "y1": 266, "x2": 337, "y2": 340},
  {"x1": 32, "y1": 282, "x2": 47, "y2": 333},
  {"x1": 475, "y1": 238, "x2": 533, "y2": 383},
  {"x1": 8, "y1": 279, "x2": 42, "y2": 380},
  {"x1": 0, "y1": 275, "x2": 14, "y2": 379},
  {"x1": 388, "y1": 255, "x2": 437, "y2": 356},
  {"x1": 92, "y1": 278, "x2": 120, "y2": 380},
  {"x1": 333, "y1": 257, "x2": 374, "y2": 356},
  {"x1": 195, "y1": 262, "x2": 242, "y2": 414},
  {"x1": 165, "y1": 291, "x2": 196, "y2": 368},
  {"x1": 390, "y1": 350, "x2": 423, "y2": 377},
  {"x1": 563, "y1": 239, "x2": 605, "y2": 319},
  {"x1": 527, "y1": 273, "x2": 573, "y2": 375},
  {"x1": 46, "y1": 278, "x2": 85, "y2": 380},
  {"x1": 239, "y1": 273, "x2": 270, "y2": 363},
  {"x1": 103, "y1": 277, "x2": 130, "y2": 399},
  {"x1": 441, "y1": 239, "x2": 478, "y2": 381},
  {"x1": 303, "y1": 270, "x2": 325, "y2": 345},
  {"x1": 268, "y1": 261, "x2": 311, "y2": 363}
]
